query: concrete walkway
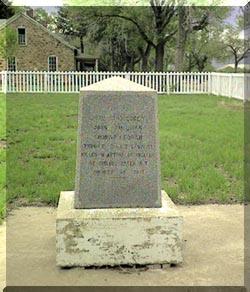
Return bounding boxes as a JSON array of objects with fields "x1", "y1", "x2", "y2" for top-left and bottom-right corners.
[{"x1": 0, "y1": 204, "x2": 244, "y2": 288}]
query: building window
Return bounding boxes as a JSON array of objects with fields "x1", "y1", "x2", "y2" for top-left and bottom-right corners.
[
  {"x1": 18, "y1": 28, "x2": 26, "y2": 45},
  {"x1": 48, "y1": 56, "x2": 58, "y2": 71},
  {"x1": 7, "y1": 57, "x2": 16, "y2": 71}
]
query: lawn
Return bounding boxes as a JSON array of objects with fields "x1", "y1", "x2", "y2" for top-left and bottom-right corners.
[
  {"x1": 2, "y1": 93, "x2": 244, "y2": 219},
  {"x1": 0, "y1": 94, "x2": 6, "y2": 222}
]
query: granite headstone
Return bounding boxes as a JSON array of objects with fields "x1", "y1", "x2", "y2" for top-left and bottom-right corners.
[{"x1": 74, "y1": 76, "x2": 161, "y2": 209}]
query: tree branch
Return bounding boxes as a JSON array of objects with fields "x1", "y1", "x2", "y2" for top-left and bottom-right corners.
[
  {"x1": 163, "y1": 28, "x2": 178, "y2": 42},
  {"x1": 191, "y1": 13, "x2": 209, "y2": 31},
  {"x1": 161, "y1": 5, "x2": 177, "y2": 30},
  {"x1": 238, "y1": 48, "x2": 250, "y2": 63},
  {"x1": 97, "y1": 13, "x2": 156, "y2": 48},
  {"x1": 227, "y1": 44, "x2": 237, "y2": 55}
]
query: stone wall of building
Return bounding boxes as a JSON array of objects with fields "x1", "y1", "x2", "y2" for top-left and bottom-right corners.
[
  {"x1": 0, "y1": 59, "x2": 6, "y2": 71},
  {"x1": 5, "y1": 14, "x2": 75, "y2": 71}
]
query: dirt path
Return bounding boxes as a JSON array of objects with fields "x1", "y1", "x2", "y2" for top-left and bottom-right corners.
[{"x1": 1, "y1": 204, "x2": 244, "y2": 287}]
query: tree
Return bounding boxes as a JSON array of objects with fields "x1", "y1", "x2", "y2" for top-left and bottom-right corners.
[
  {"x1": 90, "y1": 16, "x2": 146, "y2": 71},
  {"x1": 175, "y1": 6, "x2": 209, "y2": 71},
  {"x1": 224, "y1": 29, "x2": 249, "y2": 73},
  {"x1": 55, "y1": 6, "x2": 88, "y2": 53},
  {"x1": 33, "y1": 8, "x2": 55, "y2": 30},
  {"x1": 175, "y1": 5, "x2": 230, "y2": 72},
  {"x1": 0, "y1": 0, "x2": 15, "y2": 19},
  {"x1": 183, "y1": 12, "x2": 230, "y2": 72},
  {"x1": 94, "y1": 2, "x2": 178, "y2": 71},
  {"x1": 55, "y1": 6, "x2": 152, "y2": 71},
  {"x1": 223, "y1": 11, "x2": 250, "y2": 73},
  {"x1": 138, "y1": 43, "x2": 152, "y2": 71},
  {"x1": 0, "y1": 27, "x2": 17, "y2": 59},
  {"x1": 185, "y1": 28, "x2": 224, "y2": 71}
]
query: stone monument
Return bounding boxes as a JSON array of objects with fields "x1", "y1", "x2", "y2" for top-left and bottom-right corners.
[{"x1": 56, "y1": 76, "x2": 183, "y2": 267}]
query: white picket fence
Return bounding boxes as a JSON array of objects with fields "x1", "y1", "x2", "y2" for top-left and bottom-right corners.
[
  {"x1": 0, "y1": 71, "x2": 249, "y2": 100},
  {"x1": 210, "y1": 73, "x2": 249, "y2": 101}
]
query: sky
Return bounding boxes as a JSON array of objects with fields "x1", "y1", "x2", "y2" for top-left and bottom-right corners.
[
  {"x1": 31, "y1": 6, "x2": 60, "y2": 13},
  {"x1": 225, "y1": 6, "x2": 241, "y2": 25}
]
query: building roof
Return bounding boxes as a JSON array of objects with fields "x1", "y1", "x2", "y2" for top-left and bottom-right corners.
[
  {"x1": 0, "y1": 19, "x2": 6, "y2": 26},
  {"x1": 0, "y1": 12, "x2": 99, "y2": 61},
  {"x1": 0, "y1": 12, "x2": 77, "y2": 51},
  {"x1": 76, "y1": 53, "x2": 100, "y2": 60}
]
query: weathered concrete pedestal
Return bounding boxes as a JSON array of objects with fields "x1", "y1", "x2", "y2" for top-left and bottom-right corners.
[
  {"x1": 56, "y1": 190, "x2": 183, "y2": 267},
  {"x1": 56, "y1": 77, "x2": 183, "y2": 267}
]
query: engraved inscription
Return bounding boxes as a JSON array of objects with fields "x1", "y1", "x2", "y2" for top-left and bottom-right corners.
[{"x1": 81, "y1": 113, "x2": 154, "y2": 178}]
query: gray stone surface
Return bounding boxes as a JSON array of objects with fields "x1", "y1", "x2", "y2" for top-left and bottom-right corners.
[
  {"x1": 75, "y1": 77, "x2": 161, "y2": 209},
  {"x1": 57, "y1": 191, "x2": 183, "y2": 267}
]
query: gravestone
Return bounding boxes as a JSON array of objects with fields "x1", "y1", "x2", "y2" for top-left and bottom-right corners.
[
  {"x1": 56, "y1": 76, "x2": 183, "y2": 267},
  {"x1": 74, "y1": 77, "x2": 161, "y2": 209}
]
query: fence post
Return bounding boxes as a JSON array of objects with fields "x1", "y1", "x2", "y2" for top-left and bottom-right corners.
[
  {"x1": 44, "y1": 71, "x2": 48, "y2": 92},
  {"x1": 167, "y1": 73, "x2": 170, "y2": 95},
  {"x1": 125, "y1": 72, "x2": 130, "y2": 80},
  {"x1": 208, "y1": 72, "x2": 212, "y2": 94}
]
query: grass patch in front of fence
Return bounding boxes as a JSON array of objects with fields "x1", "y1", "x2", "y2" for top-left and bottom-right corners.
[
  {"x1": 159, "y1": 95, "x2": 243, "y2": 204},
  {"x1": 0, "y1": 94, "x2": 6, "y2": 222},
  {"x1": 5, "y1": 93, "x2": 243, "y2": 215}
]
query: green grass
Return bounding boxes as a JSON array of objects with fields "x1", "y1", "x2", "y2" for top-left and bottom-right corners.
[
  {"x1": 0, "y1": 94, "x2": 6, "y2": 222},
  {"x1": 159, "y1": 95, "x2": 243, "y2": 204},
  {"x1": 3, "y1": 93, "x2": 243, "y2": 217}
]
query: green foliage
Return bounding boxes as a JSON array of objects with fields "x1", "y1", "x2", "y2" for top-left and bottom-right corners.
[
  {"x1": 55, "y1": 5, "x2": 178, "y2": 71},
  {"x1": 0, "y1": 27, "x2": 17, "y2": 59},
  {"x1": 54, "y1": 4, "x2": 232, "y2": 72},
  {"x1": 33, "y1": 8, "x2": 55, "y2": 30},
  {"x1": 217, "y1": 66, "x2": 245, "y2": 73},
  {"x1": 222, "y1": 9, "x2": 250, "y2": 73},
  {"x1": 55, "y1": 6, "x2": 152, "y2": 71},
  {"x1": 185, "y1": 28, "x2": 225, "y2": 71},
  {"x1": 183, "y1": 6, "x2": 230, "y2": 72}
]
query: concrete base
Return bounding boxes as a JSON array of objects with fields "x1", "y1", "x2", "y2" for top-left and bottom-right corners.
[{"x1": 56, "y1": 191, "x2": 183, "y2": 267}]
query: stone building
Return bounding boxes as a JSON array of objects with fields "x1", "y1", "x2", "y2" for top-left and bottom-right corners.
[{"x1": 0, "y1": 11, "x2": 99, "y2": 71}]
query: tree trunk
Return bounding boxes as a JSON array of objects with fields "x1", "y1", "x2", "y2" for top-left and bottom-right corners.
[
  {"x1": 155, "y1": 42, "x2": 164, "y2": 72},
  {"x1": 140, "y1": 44, "x2": 151, "y2": 72},
  {"x1": 125, "y1": 56, "x2": 135, "y2": 71},
  {"x1": 197, "y1": 62, "x2": 204, "y2": 72},
  {"x1": 110, "y1": 39, "x2": 115, "y2": 71},
  {"x1": 125, "y1": 56, "x2": 130, "y2": 71},
  {"x1": 110, "y1": 49, "x2": 114, "y2": 71},
  {"x1": 187, "y1": 54, "x2": 193, "y2": 71},
  {"x1": 197, "y1": 56, "x2": 207, "y2": 72},
  {"x1": 175, "y1": 6, "x2": 187, "y2": 72},
  {"x1": 234, "y1": 56, "x2": 238, "y2": 73},
  {"x1": 130, "y1": 59, "x2": 135, "y2": 72},
  {"x1": 80, "y1": 36, "x2": 84, "y2": 54},
  {"x1": 141, "y1": 55, "x2": 148, "y2": 71}
]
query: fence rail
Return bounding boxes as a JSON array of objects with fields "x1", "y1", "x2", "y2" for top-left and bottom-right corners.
[{"x1": 0, "y1": 71, "x2": 249, "y2": 100}]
